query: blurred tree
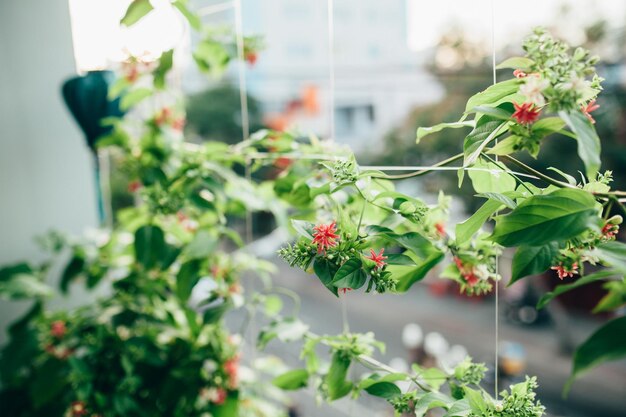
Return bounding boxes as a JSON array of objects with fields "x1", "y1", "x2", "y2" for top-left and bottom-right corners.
[{"x1": 185, "y1": 83, "x2": 265, "y2": 144}]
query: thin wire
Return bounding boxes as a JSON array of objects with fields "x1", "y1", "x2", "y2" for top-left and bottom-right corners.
[
  {"x1": 327, "y1": 0, "x2": 336, "y2": 141},
  {"x1": 234, "y1": 0, "x2": 250, "y2": 140},
  {"x1": 491, "y1": 0, "x2": 500, "y2": 399}
]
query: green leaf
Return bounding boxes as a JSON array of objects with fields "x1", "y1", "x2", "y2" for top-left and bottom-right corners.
[
  {"x1": 416, "y1": 121, "x2": 474, "y2": 144},
  {"x1": 172, "y1": 0, "x2": 202, "y2": 30},
  {"x1": 547, "y1": 167, "x2": 577, "y2": 185},
  {"x1": 332, "y1": 258, "x2": 366, "y2": 290},
  {"x1": 414, "y1": 392, "x2": 453, "y2": 417},
  {"x1": 495, "y1": 56, "x2": 534, "y2": 70},
  {"x1": 313, "y1": 258, "x2": 339, "y2": 297},
  {"x1": 510, "y1": 243, "x2": 560, "y2": 285},
  {"x1": 487, "y1": 135, "x2": 518, "y2": 156},
  {"x1": 537, "y1": 269, "x2": 619, "y2": 309},
  {"x1": 532, "y1": 117, "x2": 566, "y2": 136},
  {"x1": 468, "y1": 105, "x2": 513, "y2": 120},
  {"x1": 393, "y1": 251, "x2": 445, "y2": 292},
  {"x1": 153, "y1": 49, "x2": 174, "y2": 89},
  {"x1": 264, "y1": 294, "x2": 283, "y2": 316},
  {"x1": 364, "y1": 381, "x2": 401, "y2": 399},
  {"x1": 120, "y1": 0, "x2": 153, "y2": 26},
  {"x1": 476, "y1": 192, "x2": 518, "y2": 209},
  {"x1": 272, "y1": 369, "x2": 309, "y2": 390},
  {"x1": 120, "y1": 87, "x2": 152, "y2": 110},
  {"x1": 257, "y1": 318, "x2": 309, "y2": 350},
  {"x1": 325, "y1": 352, "x2": 352, "y2": 400},
  {"x1": 565, "y1": 316, "x2": 626, "y2": 393},
  {"x1": 463, "y1": 117, "x2": 508, "y2": 167},
  {"x1": 491, "y1": 188, "x2": 598, "y2": 247},
  {"x1": 134, "y1": 225, "x2": 165, "y2": 269},
  {"x1": 193, "y1": 40, "x2": 231, "y2": 78},
  {"x1": 202, "y1": 300, "x2": 232, "y2": 324},
  {"x1": 183, "y1": 230, "x2": 218, "y2": 259},
  {"x1": 456, "y1": 199, "x2": 502, "y2": 245},
  {"x1": 29, "y1": 358, "x2": 69, "y2": 407},
  {"x1": 0, "y1": 274, "x2": 53, "y2": 300},
  {"x1": 176, "y1": 261, "x2": 200, "y2": 302},
  {"x1": 592, "y1": 241, "x2": 626, "y2": 273},
  {"x1": 59, "y1": 255, "x2": 85, "y2": 293},
  {"x1": 559, "y1": 110, "x2": 601, "y2": 179},
  {"x1": 465, "y1": 78, "x2": 520, "y2": 113},
  {"x1": 468, "y1": 159, "x2": 516, "y2": 194},
  {"x1": 593, "y1": 281, "x2": 626, "y2": 313}
]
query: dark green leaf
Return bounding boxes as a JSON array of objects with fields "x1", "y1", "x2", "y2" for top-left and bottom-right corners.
[
  {"x1": 332, "y1": 258, "x2": 366, "y2": 290},
  {"x1": 134, "y1": 225, "x2": 165, "y2": 269},
  {"x1": 272, "y1": 369, "x2": 309, "y2": 390},
  {"x1": 393, "y1": 251, "x2": 445, "y2": 292},
  {"x1": 313, "y1": 258, "x2": 339, "y2": 296},
  {"x1": 491, "y1": 188, "x2": 598, "y2": 247},
  {"x1": 176, "y1": 261, "x2": 200, "y2": 302},
  {"x1": 60, "y1": 255, "x2": 85, "y2": 293},
  {"x1": 364, "y1": 381, "x2": 401, "y2": 399},
  {"x1": 510, "y1": 243, "x2": 560, "y2": 284},
  {"x1": 565, "y1": 316, "x2": 626, "y2": 393}
]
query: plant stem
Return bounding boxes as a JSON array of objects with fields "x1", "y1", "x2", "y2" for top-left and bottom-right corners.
[
  {"x1": 498, "y1": 155, "x2": 575, "y2": 189},
  {"x1": 367, "y1": 153, "x2": 464, "y2": 180}
]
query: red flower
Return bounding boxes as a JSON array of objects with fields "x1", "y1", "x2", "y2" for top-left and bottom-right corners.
[
  {"x1": 434, "y1": 222, "x2": 446, "y2": 238},
  {"x1": 513, "y1": 69, "x2": 527, "y2": 78},
  {"x1": 366, "y1": 248, "x2": 387, "y2": 270},
  {"x1": 453, "y1": 257, "x2": 479, "y2": 287},
  {"x1": 340, "y1": 288, "x2": 352, "y2": 294},
  {"x1": 70, "y1": 401, "x2": 88, "y2": 417},
  {"x1": 312, "y1": 221, "x2": 339, "y2": 253},
  {"x1": 601, "y1": 223, "x2": 619, "y2": 240},
  {"x1": 550, "y1": 262, "x2": 578, "y2": 280},
  {"x1": 512, "y1": 102, "x2": 541, "y2": 125},
  {"x1": 245, "y1": 52, "x2": 258, "y2": 66},
  {"x1": 50, "y1": 320, "x2": 66, "y2": 339},
  {"x1": 224, "y1": 355, "x2": 239, "y2": 388},
  {"x1": 581, "y1": 99, "x2": 600, "y2": 124},
  {"x1": 128, "y1": 180, "x2": 142, "y2": 193}
]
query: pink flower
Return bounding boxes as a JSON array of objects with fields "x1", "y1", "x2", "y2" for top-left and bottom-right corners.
[
  {"x1": 155, "y1": 107, "x2": 172, "y2": 126},
  {"x1": 512, "y1": 102, "x2": 541, "y2": 125},
  {"x1": 224, "y1": 355, "x2": 240, "y2": 388},
  {"x1": 50, "y1": 320, "x2": 66, "y2": 339},
  {"x1": 245, "y1": 52, "x2": 258, "y2": 66},
  {"x1": 172, "y1": 117, "x2": 186, "y2": 131},
  {"x1": 581, "y1": 99, "x2": 600, "y2": 124},
  {"x1": 213, "y1": 388, "x2": 227, "y2": 405},
  {"x1": 365, "y1": 248, "x2": 387, "y2": 270},
  {"x1": 312, "y1": 221, "x2": 339, "y2": 253},
  {"x1": 513, "y1": 69, "x2": 527, "y2": 78},
  {"x1": 550, "y1": 262, "x2": 578, "y2": 280}
]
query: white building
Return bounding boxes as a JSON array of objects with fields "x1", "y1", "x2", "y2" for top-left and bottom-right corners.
[{"x1": 236, "y1": 0, "x2": 444, "y2": 153}]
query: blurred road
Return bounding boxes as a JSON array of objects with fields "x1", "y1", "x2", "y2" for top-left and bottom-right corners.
[{"x1": 242, "y1": 258, "x2": 626, "y2": 417}]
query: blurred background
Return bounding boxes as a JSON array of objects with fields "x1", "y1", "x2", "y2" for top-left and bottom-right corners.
[{"x1": 1, "y1": 0, "x2": 626, "y2": 416}]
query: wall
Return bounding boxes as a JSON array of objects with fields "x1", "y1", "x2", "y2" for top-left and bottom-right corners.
[{"x1": 0, "y1": 0, "x2": 98, "y2": 343}]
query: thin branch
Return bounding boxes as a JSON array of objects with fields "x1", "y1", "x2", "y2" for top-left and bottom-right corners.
[{"x1": 366, "y1": 153, "x2": 464, "y2": 180}]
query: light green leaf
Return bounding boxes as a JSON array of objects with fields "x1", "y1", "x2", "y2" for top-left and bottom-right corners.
[
  {"x1": 495, "y1": 56, "x2": 534, "y2": 70},
  {"x1": 272, "y1": 369, "x2": 309, "y2": 390},
  {"x1": 547, "y1": 167, "x2": 577, "y2": 185},
  {"x1": 532, "y1": 117, "x2": 566, "y2": 136},
  {"x1": 325, "y1": 352, "x2": 352, "y2": 400},
  {"x1": 559, "y1": 110, "x2": 601, "y2": 179},
  {"x1": 120, "y1": 87, "x2": 152, "y2": 110},
  {"x1": 465, "y1": 78, "x2": 520, "y2": 113},
  {"x1": 172, "y1": 0, "x2": 202, "y2": 31},
  {"x1": 257, "y1": 318, "x2": 309, "y2": 350},
  {"x1": 153, "y1": 49, "x2": 174, "y2": 89},
  {"x1": 510, "y1": 243, "x2": 560, "y2": 285},
  {"x1": 487, "y1": 136, "x2": 518, "y2": 156},
  {"x1": 120, "y1": 0, "x2": 153, "y2": 26},
  {"x1": 491, "y1": 188, "x2": 598, "y2": 247},
  {"x1": 415, "y1": 392, "x2": 453, "y2": 417},
  {"x1": 464, "y1": 118, "x2": 508, "y2": 167},
  {"x1": 416, "y1": 121, "x2": 474, "y2": 144},
  {"x1": 592, "y1": 241, "x2": 626, "y2": 273},
  {"x1": 476, "y1": 192, "x2": 518, "y2": 209},
  {"x1": 456, "y1": 199, "x2": 502, "y2": 245},
  {"x1": 468, "y1": 159, "x2": 516, "y2": 194}
]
